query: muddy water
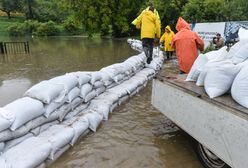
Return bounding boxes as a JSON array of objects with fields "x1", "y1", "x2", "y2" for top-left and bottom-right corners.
[{"x1": 0, "y1": 37, "x2": 202, "y2": 168}]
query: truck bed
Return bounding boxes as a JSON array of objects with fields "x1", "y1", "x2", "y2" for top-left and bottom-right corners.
[{"x1": 154, "y1": 73, "x2": 248, "y2": 120}]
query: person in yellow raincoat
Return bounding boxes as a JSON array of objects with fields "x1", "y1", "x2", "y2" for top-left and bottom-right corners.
[
  {"x1": 160, "y1": 25, "x2": 175, "y2": 59},
  {"x1": 172, "y1": 17, "x2": 204, "y2": 74},
  {"x1": 135, "y1": 6, "x2": 161, "y2": 64}
]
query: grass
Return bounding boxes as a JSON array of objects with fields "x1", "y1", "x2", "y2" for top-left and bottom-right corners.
[{"x1": 0, "y1": 15, "x2": 25, "y2": 36}]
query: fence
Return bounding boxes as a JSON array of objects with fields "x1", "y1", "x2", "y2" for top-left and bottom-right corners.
[{"x1": 0, "y1": 41, "x2": 30, "y2": 54}]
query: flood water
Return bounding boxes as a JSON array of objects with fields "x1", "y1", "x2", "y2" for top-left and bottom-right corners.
[{"x1": 0, "y1": 37, "x2": 203, "y2": 168}]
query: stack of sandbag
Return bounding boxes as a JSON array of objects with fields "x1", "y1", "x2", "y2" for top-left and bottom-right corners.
[
  {"x1": 185, "y1": 27, "x2": 248, "y2": 100},
  {"x1": 127, "y1": 38, "x2": 143, "y2": 52},
  {"x1": 0, "y1": 39, "x2": 165, "y2": 168}
]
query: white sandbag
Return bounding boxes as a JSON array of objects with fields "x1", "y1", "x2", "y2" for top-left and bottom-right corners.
[
  {"x1": 107, "y1": 85, "x2": 128, "y2": 98},
  {"x1": 88, "y1": 100, "x2": 111, "y2": 120},
  {"x1": 4, "y1": 97, "x2": 45, "y2": 131},
  {"x1": 0, "y1": 142, "x2": 5, "y2": 152},
  {"x1": 230, "y1": 43, "x2": 248, "y2": 64},
  {"x1": 196, "y1": 60, "x2": 231, "y2": 86},
  {"x1": 231, "y1": 66, "x2": 248, "y2": 108},
  {"x1": 90, "y1": 71, "x2": 102, "y2": 84},
  {"x1": 71, "y1": 97, "x2": 84, "y2": 110},
  {"x1": 80, "y1": 83, "x2": 93, "y2": 99},
  {"x1": 66, "y1": 87, "x2": 80, "y2": 103},
  {"x1": 118, "y1": 95, "x2": 129, "y2": 105},
  {"x1": 24, "y1": 80, "x2": 64, "y2": 104},
  {"x1": 226, "y1": 41, "x2": 248, "y2": 59},
  {"x1": 44, "y1": 98, "x2": 66, "y2": 117},
  {"x1": 113, "y1": 74, "x2": 125, "y2": 83},
  {"x1": 49, "y1": 74, "x2": 78, "y2": 93},
  {"x1": 0, "y1": 108, "x2": 15, "y2": 132},
  {"x1": 238, "y1": 27, "x2": 248, "y2": 41},
  {"x1": 120, "y1": 79, "x2": 139, "y2": 94},
  {"x1": 38, "y1": 125, "x2": 74, "y2": 160},
  {"x1": 96, "y1": 92, "x2": 119, "y2": 105},
  {"x1": 83, "y1": 111, "x2": 103, "y2": 132},
  {"x1": 110, "y1": 102, "x2": 118, "y2": 113},
  {"x1": 186, "y1": 54, "x2": 208, "y2": 81},
  {"x1": 132, "y1": 75, "x2": 148, "y2": 86},
  {"x1": 0, "y1": 110, "x2": 59, "y2": 142},
  {"x1": 30, "y1": 120, "x2": 59, "y2": 136},
  {"x1": 71, "y1": 72, "x2": 91, "y2": 85},
  {"x1": 4, "y1": 133, "x2": 33, "y2": 151},
  {"x1": 95, "y1": 86, "x2": 106, "y2": 96},
  {"x1": 204, "y1": 63, "x2": 240, "y2": 98},
  {"x1": 63, "y1": 116, "x2": 89, "y2": 145},
  {"x1": 138, "y1": 68, "x2": 156, "y2": 77},
  {"x1": 64, "y1": 103, "x2": 89, "y2": 120},
  {"x1": 84, "y1": 90, "x2": 97, "y2": 103},
  {"x1": 48, "y1": 144, "x2": 70, "y2": 162},
  {"x1": 204, "y1": 46, "x2": 228, "y2": 62},
  {"x1": 3, "y1": 137, "x2": 52, "y2": 168},
  {"x1": 93, "y1": 81, "x2": 104, "y2": 89},
  {"x1": 55, "y1": 103, "x2": 72, "y2": 122}
]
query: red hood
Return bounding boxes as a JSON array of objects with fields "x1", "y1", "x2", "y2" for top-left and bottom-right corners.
[{"x1": 176, "y1": 17, "x2": 190, "y2": 31}]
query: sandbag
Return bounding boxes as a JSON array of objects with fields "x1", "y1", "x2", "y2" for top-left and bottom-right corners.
[
  {"x1": 4, "y1": 97, "x2": 45, "y2": 131},
  {"x1": 107, "y1": 85, "x2": 128, "y2": 98},
  {"x1": 84, "y1": 90, "x2": 97, "y2": 103},
  {"x1": 90, "y1": 72, "x2": 102, "y2": 84},
  {"x1": 95, "y1": 86, "x2": 106, "y2": 96},
  {"x1": 71, "y1": 97, "x2": 83, "y2": 110},
  {"x1": 88, "y1": 100, "x2": 111, "y2": 120},
  {"x1": 64, "y1": 103, "x2": 89, "y2": 120},
  {"x1": 196, "y1": 61, "x2": 231, "y2": 86},
  {"x1": 38, "y1": 125, "x2": 74, "y2": 160},
  {"x1": 44, "y1": 98, "x2": 67, "y2": 117},
  {"x1": 230, "y1": 43, "x2": 248, "y2": 64},
  {"x1": 3, "y1": 137, "x2": 52, "y2": 168},
  {"x1": 0, "y1": 142, "x2": 5, "y2": 152},
  {"x1": 71, "y1": 72, "x2": 91, "y2": 86},
  {"x1": 63, "y1": 116, "x2": 89, "y2": 145},
  {"x1": 93, "y1": 81, "x2": 104, "y2": 89},
  {"x1": 205, "y1": 46, "x2": 228, "y2": 62},
  {"x1": 80, "y1": 83, "x2": 93, "y2": 99},
  {"x1": 118, "y1": 95, "x2": 129, "y2": 105},
  {"x1": 231, "y1": 66, "x2": 248, "y2": 108},
  {"x1": 204, "y1": 63, "x2": 240, "y2": 98},
  {"x1": 30, "y1": 120, "x2": 59, "y2": 136},
  {"x1": 96, "y1": 92, "x2": 119, "y2": 105},
  {"x1": 24, "y1": 80, "x2": 64, "y2": 104},
  {"x1": 83, "y1": 111, "x2": 103, "y2": 132},
  {"x1": 67, "y1": 87, "x2": 80, "y2": 103},
  {"x1": 0, "y1": 108, "x2": 15, "y2": 132},
  {"x1": 238, "y1": 27, "x2": 248, "y2": 41},
  {"x1": 49, "y1": 74, "x2": 78, "y2": 93},
  {"x1": 186, "y1": 54, "x2": 208, "y2": 81},
  {"x1": 4, "y1": 133, "x2": 33, "y2": 152}
]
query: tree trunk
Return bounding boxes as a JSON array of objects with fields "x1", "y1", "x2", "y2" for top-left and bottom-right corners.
[
  {"x1": 27, "y1": 0, "x2": 34, "y2": 19},
  {"x1": 7, "y1": 11, "x2": 11, "y2": 19}
]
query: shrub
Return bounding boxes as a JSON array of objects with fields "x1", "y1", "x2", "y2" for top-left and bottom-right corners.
[
  {"x1": 35, "y1": 21, "x2": 60, "y2": 36},
  {"x1": 8, "y1": 23, "x2": 25, "y2": 36},
  {"x1": 63, "y1": 18, "x2": 81, "y2": 35}
]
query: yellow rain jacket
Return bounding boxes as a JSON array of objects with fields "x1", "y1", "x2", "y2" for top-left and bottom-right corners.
[
  {"x1": 160, "y1": 26, "x2": 175, "y2": 51},
  {"x1": 132, "y1": 7, "x2": 160, "y2": 26},
  {"x1": 135, "y1": 10, "x2": 161, "y2": 39}
]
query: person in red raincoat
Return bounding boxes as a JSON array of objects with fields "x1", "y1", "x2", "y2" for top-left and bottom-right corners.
[{"x1": 172, "y1": 17, "x2": 204, "y2": 74}]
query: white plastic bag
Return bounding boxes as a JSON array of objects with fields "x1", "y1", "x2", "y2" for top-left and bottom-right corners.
[
  {"x1": 0, "y1": 108, "x2": 15, "y2": 132},
  {"x1": 71, "y1": 72, "x2": 91, "y2": 85},
  {"x1": 66, "y1": 87, "x2": 80, "y2": 103},
  {"x1": 50, "y1": 74, "x2": 78, "y2": 93},
  {"x1": 83, "y1": 111, "x2": 103, "y2": 132},
  {"x1": 80, "y1": 83, "x2": 93, "y2": 99}
]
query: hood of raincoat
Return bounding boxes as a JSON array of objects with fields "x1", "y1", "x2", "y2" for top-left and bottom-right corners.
[
  {"x1": 165, "y1": 25, "x2": 172, "y2": 32},
  {"x1": 176, "y1": 17, "x2": 190, "y2": 31}
]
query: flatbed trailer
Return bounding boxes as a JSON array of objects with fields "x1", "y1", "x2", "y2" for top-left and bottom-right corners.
[{"x1": 151, "y1": 71, "x2": 248, "y2": 168}]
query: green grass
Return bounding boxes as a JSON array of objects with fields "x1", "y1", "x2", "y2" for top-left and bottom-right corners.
[{"x1": 0, "y1": 16, "x2": 25, "y2": 36}]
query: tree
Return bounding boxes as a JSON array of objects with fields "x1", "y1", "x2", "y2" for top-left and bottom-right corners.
[{"x1": 0, "y1": 0, "x2": 22, "y2": 19}]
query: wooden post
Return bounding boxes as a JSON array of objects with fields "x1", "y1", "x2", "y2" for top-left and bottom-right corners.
[
  {"x1": 0, "y1": 42, "x2": 4, "y2": 54},
  {"x1": 3, "y1": 42, "x2": 7, "y2": 54}
]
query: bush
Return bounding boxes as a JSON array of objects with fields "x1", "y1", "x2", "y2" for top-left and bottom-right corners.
[
  {"x1": 8, "y1": 23, "x2": 25, "y2": 36},
  {"x1": 35, "y1": 21, "x2": 60, "y2": 36},
  {"x1": 63, "y1": 18, "x2": 81, "y2": 35}
]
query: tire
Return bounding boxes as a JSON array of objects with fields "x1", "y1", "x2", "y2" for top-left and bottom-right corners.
[{"x1": 194, "y1": 141, "x2": 230, "y2": 168}]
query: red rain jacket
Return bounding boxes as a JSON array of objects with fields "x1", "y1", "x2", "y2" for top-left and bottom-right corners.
[{"x1": 172, "y1": 17, "x2": 204, "y2": 73}]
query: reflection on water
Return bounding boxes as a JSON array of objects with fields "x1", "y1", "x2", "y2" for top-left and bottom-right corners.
[{"x1": 0, "y1": 37, "x2": 202, "y2": 168}]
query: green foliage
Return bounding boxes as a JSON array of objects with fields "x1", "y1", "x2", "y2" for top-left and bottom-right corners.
[
  {"x1": 35, "y1": 21, "x2": 60, "y2": 36},
  {"x1": 7, "y1": 23, "x2": 25, "y2": 36},
  {"x1": 63, "y1": 17, "x2": 81, "y2": 35}
]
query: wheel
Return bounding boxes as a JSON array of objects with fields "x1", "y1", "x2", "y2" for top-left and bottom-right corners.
[{"x1": 194, "y1": 142, "x2": 230, "y2": 168}]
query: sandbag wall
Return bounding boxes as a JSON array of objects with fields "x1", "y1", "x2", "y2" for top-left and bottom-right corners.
[
  {"x1": 185, "y1": 27, "x2": 248, "y2": 108},
  {"x1": 0, "y1": 40, "x2": 164, "y2": 168}
]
